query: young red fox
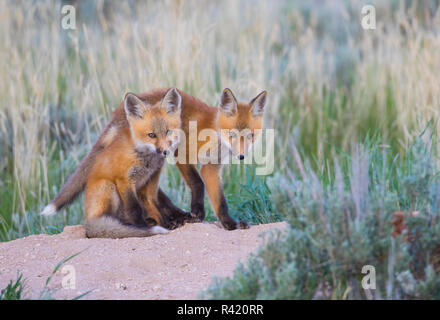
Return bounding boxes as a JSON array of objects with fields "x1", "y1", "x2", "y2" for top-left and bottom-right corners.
[
  {"x1": 41, "y1": 88, "x2": 189, "y2": 238},
  {"x1": 173, "y1": 88, "x2": 268, "y2": 230}
]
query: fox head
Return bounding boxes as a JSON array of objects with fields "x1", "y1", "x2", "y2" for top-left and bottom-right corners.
[
  {"x1": 218, "y1": 88, "x2": 267, "y2": 160},
  {"x1": 124, "y1": 88, "x2": 182, "y2": 156}
]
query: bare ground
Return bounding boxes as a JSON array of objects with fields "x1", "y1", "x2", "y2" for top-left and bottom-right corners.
[{"x1": 0, "y1": 221, "x2": 286, "y2": 299}]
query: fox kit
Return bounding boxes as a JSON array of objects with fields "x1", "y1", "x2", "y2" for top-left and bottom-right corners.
[
  {"x1": 133, "y1": 88, "x2": 268, "y2": 230},
  {"x1": 178, "y1": 88, "x2": 267, "y2": 230},
  {"x1": 41, "y1": 88, "x2": 188, "y2": 238}
]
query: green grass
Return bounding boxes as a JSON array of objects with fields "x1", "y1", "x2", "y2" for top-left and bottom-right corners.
[
  {"x1": 0, "y1": 273, "x2": 26, "y2": 300},
  {"x1": 224, "y1": 165, "x2": 282, "y2": 224}
]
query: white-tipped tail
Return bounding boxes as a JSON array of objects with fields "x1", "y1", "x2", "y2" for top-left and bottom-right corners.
[
  {"x1": 84, "y1": 216, "x2": 169, "y2": 239},
  {"x1": 150, "y1": 225, "x2": 169, "y2": 234},
  {"x1": 40, "y1": 203, "x2": 57, "y2": 216}
]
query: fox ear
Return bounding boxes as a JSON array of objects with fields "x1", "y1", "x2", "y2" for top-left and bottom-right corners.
[
  {"x1": 250, "y1": 90, "x2": 267, "y2": 117},
  {"x1": 161, "y1": 88, "x2": 182, "y2": 114},
  {"x1": 124, "y1": 93, "x2": 147, "y2": 119},
  {"x1": 219, "y1": 88, "x2": 238, "y2": 117}
]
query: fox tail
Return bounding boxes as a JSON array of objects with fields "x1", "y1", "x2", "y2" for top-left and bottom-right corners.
[
  {"x1": 40, "y1": 142, "x2": 103, "y2": 216},
  {"x1": 84, "y1": 216, "x2": 169, "y2": 239}
]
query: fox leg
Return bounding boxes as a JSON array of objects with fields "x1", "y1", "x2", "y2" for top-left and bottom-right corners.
[
  {"x1": 114, "y1": 179, "x2": 149, "y2": 226},
  {"x1": 138, "y1": 168, "x2": 190, "y2": 230},
  {"x1": 156, "y1": 188, "x2": 192, "y2": 225},
  {"x1": 84, "y1": 179, "x2": 168, "y2": 238},
  {"x1": 176, "y1": 163, "x2": 206, "y2": 221},
  {"x1": 137, "y1": 169, "x2": 175, "y2": 229},
  {"x1": 84, "y1": 179, "x2": 119, "y2": 221},
  {"x1": 200, "y1": 163, "x2": 249, "y2": 230}
]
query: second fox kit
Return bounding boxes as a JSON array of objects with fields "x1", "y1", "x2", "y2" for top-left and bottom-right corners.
[
  {"x1": 175, "y1": 88, "x2": 268, "y2": 230},
  {"x1": 41, "y1": 88, "x2": 187, "y2": 238}
]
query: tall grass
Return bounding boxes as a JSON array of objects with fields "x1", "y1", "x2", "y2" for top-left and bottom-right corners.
[{"x1": 1, "y1": 0, "x2": 440, "y2": 246}]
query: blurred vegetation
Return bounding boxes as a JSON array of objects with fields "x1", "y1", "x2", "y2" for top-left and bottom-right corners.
[{"x1": 0, "y1": 0, "x2": 440, "y2": 299}]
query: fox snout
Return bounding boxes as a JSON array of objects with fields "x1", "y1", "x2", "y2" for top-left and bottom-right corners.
[{"x1": 156, "y1": 148, "x2": 169, "y2": 156}]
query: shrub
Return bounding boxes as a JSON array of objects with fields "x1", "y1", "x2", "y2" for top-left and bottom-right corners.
[{"x1": 203, "y1": 135, "x2": 440, "y2": 299}]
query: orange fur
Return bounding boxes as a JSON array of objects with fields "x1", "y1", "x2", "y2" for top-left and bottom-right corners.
[
  {"x1": 137, "y1": 168, "x2": 163, "y2": 224},
  {"x1": 200, "y1": 164, "x2": 222, "y2": 216},
  {"x1": 130, "y1": 88, "x2": 268, "y2": 230},
  {"x1": 84, "y1": 90, "x2": 182, "y2": 226},
  {"x1": 44, "y1": 86, "x2": 266, "y2": 232}
]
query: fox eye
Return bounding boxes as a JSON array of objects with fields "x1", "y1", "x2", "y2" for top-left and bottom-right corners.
[{"x1": 148, "y1": 133, "x2": 156, "y2": 138}]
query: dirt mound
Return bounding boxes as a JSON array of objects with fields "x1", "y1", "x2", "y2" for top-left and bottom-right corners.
[{"x1": 0, "y1": 221, "x2": 286, "y2": 299}]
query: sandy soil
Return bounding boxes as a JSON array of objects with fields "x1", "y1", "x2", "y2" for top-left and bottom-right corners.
[{"x1": 0, "y1": 221, "x2": 286, "y2": 299}]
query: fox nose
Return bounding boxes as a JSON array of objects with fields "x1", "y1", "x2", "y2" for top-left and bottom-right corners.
[
  {"x1": 163, "y1": 150, "x2": 169, "y2": 156},
  {"x1": 238, "y1": 154, "x2": 245, "y2": 160}
]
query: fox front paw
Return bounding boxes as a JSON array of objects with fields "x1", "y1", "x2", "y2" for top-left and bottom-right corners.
[
  {"x1": 189, "y1": 203, "x2": 205, "y2": 222},
  {"x1": 221, "y1": 219, "x2": 250, "y2": 230},
  {"x1": 186, "y1": 212, "x2": 203, "y2": 223},
  {"x1": 238, "y1": 220, "x2": 249, "y2": 229},
  {"x1": 161, "y1": 215, "x2": 186, "y2": 230}
]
